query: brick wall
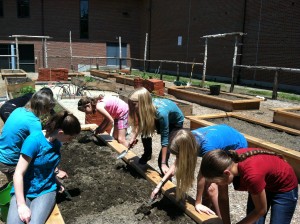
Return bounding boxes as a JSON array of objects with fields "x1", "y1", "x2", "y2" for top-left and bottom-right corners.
[{"x1": 1, "y1": 0, "x2": 300, "y2": 89}]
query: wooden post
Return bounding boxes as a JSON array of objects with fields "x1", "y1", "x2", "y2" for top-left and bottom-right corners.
[
  {"x1": 176, "y1": 63, "x2": 180, "y2": 81},
  {"x1": 230, "y1": 35, "x2": 238, "y2": 92},
  {"x1": 159, "y1": 61, "x2": 163, "y2": 80},
  {"x1": 69, "y1": 31, "x2": 73, "y2": 71},
  {"x1": 15, "y1": 37, "x2": 19, "y2": 69},
  {"x1": 44, "y1": 38, "x2": 48, "y2": 68},
  {"x1": 144, "y1": 33, "x2": 148, "y2": 73},
  {"x1": 201, "y1": 38, "x2": 208, "y2": 87},
  {"x1": 272, "y1": 70, "x2": 279, "y2": 99}
]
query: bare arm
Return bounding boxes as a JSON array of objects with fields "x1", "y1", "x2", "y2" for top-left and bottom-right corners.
[
  {"x1": 195, "y1": 172, "x2": 216, "y2": 215},
  {"x1": 14, "y1": 154, "x2": 32, "y2": 223},
  {"x1": 218, "y1": 185, "x2": 231, "y2": 224},
  {"x1": 237, "y1": 190, "x2": 267, "y2": 224},
  {"x1": 129, "y1": 125, "x2": 139, "y2": 145},
  {"x1": 151, "y1": 162, "x2": 176, "y2": 199},
  {"x1": 95, "y1": 103, "x2": 114, "y2": 133}
]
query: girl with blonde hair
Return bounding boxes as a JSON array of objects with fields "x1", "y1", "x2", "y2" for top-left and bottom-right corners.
[
  {"x1": 128, "y1": 87, "x2": 184, "y2": 174},
  {"x1": 151, "y1": 125, "x2": 247, "y2": 218},
  {"x1": 200, "y1": 148, "x2": 298, "y2": 224},
  {"x1": 78, "y1": 95, "x2": 129, "y2": 147}
]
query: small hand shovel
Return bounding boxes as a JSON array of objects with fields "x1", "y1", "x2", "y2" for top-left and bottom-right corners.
[{"x1": 117, "y1": 139, "x2": 138, "y2": 159}]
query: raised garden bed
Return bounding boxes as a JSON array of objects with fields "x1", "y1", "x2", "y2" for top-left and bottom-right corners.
[
  {"x1": 71, "y1": 77, "x2": 116, "y2": 92},
  {"x1": 168, "y1": 86, "x2": 262, "y2": 111},
  {"x1": 90, "y1": 70, "x2": 118, "y2": 79},
  {"x1": 68, "y1": 71, "x2": 85, "y2": 80},
  {"x1": 186, "y1": 113, "x2": 300, "y2": 180},
  {"x1": 271, "y1": 107, "x2": 300, "y2": 130},
  {"x1": 115, "y1": 75, "x2": 135, "y2": 86},
  {"x1": 5, "y1": 77, "x2": 35, "y2": 94},
  {"x1": 1, "y1": 69, "x2": 27, "y2": 80}
]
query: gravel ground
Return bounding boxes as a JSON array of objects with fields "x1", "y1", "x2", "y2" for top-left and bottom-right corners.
[{"x1": 0, "y1": 73, "x2": 299, "y2": 223}]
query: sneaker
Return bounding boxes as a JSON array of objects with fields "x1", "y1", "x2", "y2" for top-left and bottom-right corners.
[{"x1": 139, "y1": 154, "x2": 152, "y2": 165}]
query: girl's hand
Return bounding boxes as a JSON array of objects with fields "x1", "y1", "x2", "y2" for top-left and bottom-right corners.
[
  {"x1": 56, "y1": 169, "x2": 68, "y2": 179},
  {"x1": 129, "y1": 138, "x2": 137, "y2": 146},
  {"x1": 151, "y1": 187, "x2": 161, "y2": 200},
  {"x1": 161, "y1": 164, "x2": 169, "y2": 174},
  {"x1": 195, "y1": 203, "x2": 216, "y2": 215},
  {"x1": 18, "y1": 204, "x2": 31, "y2": 223}
]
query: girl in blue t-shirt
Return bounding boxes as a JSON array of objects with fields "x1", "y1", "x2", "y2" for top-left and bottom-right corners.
[
  {"x1": 127, "y1": 87, "x2": 184, "y2": 174},
  {"x1": 7, "y1": 111, "x2": 81, "y2": 224},
  {"x1": 0, "y1": 88, "x2": 56, "y2": 182},
  {"x1": 151, "y1": 125, "x2": 247, "y2": 218}
]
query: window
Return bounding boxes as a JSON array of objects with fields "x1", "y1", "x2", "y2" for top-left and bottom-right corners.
[
  {"x1": 0, "y1": 0, "x2": 3, "y2": 17},
  {"x1": 80, "y1": 0, "x2": 89, "y2": 39},
  {"x1": 17, "y1": 0, "x2": 30, "y2": 18}
]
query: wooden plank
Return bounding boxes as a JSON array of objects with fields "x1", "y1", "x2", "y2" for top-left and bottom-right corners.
[
  {"x1": 45, "y1": 204, "x2": 65, "y2": 224},
  {"x1": 168, "y1": 86, "x2": 261, "y2": 112},
  {"x1": 81, "y1": 124, "x2": 98, "y2": 131},
  {"x1": 232, "y1": 113, "x2": 300, "y2": 136},
  {"x1": 97, "y1": 133, "x2": 222, "y2": 224},
  {"x1": 270, "y1": 107, "x2": 300, "y2": 130}
]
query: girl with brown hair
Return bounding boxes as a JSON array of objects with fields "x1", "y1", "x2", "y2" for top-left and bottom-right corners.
[
  {"x1": 7, "y1": 111, "x2": 81, "y2": 224},
  {"x1": 78, "y1": 95, "x2": 129, "y2": 147},
  {"x1": 200, "y1": 148, "x2": 298, "y2": 224}
]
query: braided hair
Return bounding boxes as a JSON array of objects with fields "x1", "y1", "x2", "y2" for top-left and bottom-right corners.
[{"x1": 200, "y1": 149, "x2": 284, "y2": 180}]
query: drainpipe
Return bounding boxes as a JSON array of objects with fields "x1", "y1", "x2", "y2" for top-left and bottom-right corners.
[
  {"x1": 41, "y1": 0, "x2": 45, "y2": 68},
  {"x1": 41, "y1": 0, "x2": 44, "y2": 35},
  {"x1": 146, "y1": 0, "x2": 152, "y2": 72},
  {"x1": 237, "y1": 0, "x2": 247, "y2": 84}
]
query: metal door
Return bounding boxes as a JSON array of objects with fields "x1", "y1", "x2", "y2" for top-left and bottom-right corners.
[{"x1": 106, "y1": 42, "x2": 127, "y2": 67}]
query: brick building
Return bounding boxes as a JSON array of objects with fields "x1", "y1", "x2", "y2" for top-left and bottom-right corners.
[{"x1": 0, "y1": 0, "x2": 299, "y2": 92}]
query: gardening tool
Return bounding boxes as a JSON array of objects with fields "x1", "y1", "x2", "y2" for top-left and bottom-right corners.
[
  {"x1": 117, "y1": 139, "x2": 138, "y2": 159},
  {"x1": 136, "y1": 197, "x2": 160, "y2": 216}
]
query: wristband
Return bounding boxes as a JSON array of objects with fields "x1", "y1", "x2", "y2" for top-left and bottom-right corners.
[{"x1": 161, "y1": 162, "x2": 166, "y2": 164}]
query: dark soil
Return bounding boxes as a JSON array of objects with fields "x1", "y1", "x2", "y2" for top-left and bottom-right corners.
[
  {"x1": 6, "y1": 77, "x2": 32, "y2": 84},
  {"x1": 207, "y1": 118, "x2": 300, "y2": 151},
  {"x1": 185, "y1": 87, "x2": 248, "y2": 100},
  {"x1": 57, "y1": 131, "x2": 196, "y2": 224}
]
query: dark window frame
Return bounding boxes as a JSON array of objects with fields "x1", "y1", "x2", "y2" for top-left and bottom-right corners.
[
  {"x1": 17, "y1": 0, "x2": 30, "y2": 18},
  {"x1": 0, "y1": 0, "x2": 3, "y2": 17},
  {"x1": 80, "y1": 0, "x2": 89, "y2": 39}
]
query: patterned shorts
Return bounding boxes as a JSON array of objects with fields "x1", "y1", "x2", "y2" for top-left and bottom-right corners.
[{"x1": 115, "y1": 111, "x2": 129, "y2": 130}]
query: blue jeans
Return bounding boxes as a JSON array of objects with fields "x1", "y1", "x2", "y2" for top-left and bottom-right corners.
[
  {"x1": 7, "y1": 191, "x2": 56, "y2": 224},
  {"x1": 247, "y1": 187, "x2": 298, "y2": 224}
]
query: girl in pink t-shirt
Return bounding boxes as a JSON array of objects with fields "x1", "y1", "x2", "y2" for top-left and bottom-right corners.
[{"x1": 78, "y1": 95, "x2": 129, "y2": 147}]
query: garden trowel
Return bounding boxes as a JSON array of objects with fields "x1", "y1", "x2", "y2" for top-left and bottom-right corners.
[{"x1": 117, "y1": 139, "x2": 138, "y2": 159}]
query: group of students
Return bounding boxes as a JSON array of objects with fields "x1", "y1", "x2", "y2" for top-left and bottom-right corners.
[
  {"x1": 0, "y1": 88, "x2": 81, "y2": 224},
  {"x1": 78, "y1": 86, "x2": 298, "y2": 224},
  {"x1": 0, "y1": 86, "x2": 298, "y2": 224}
]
